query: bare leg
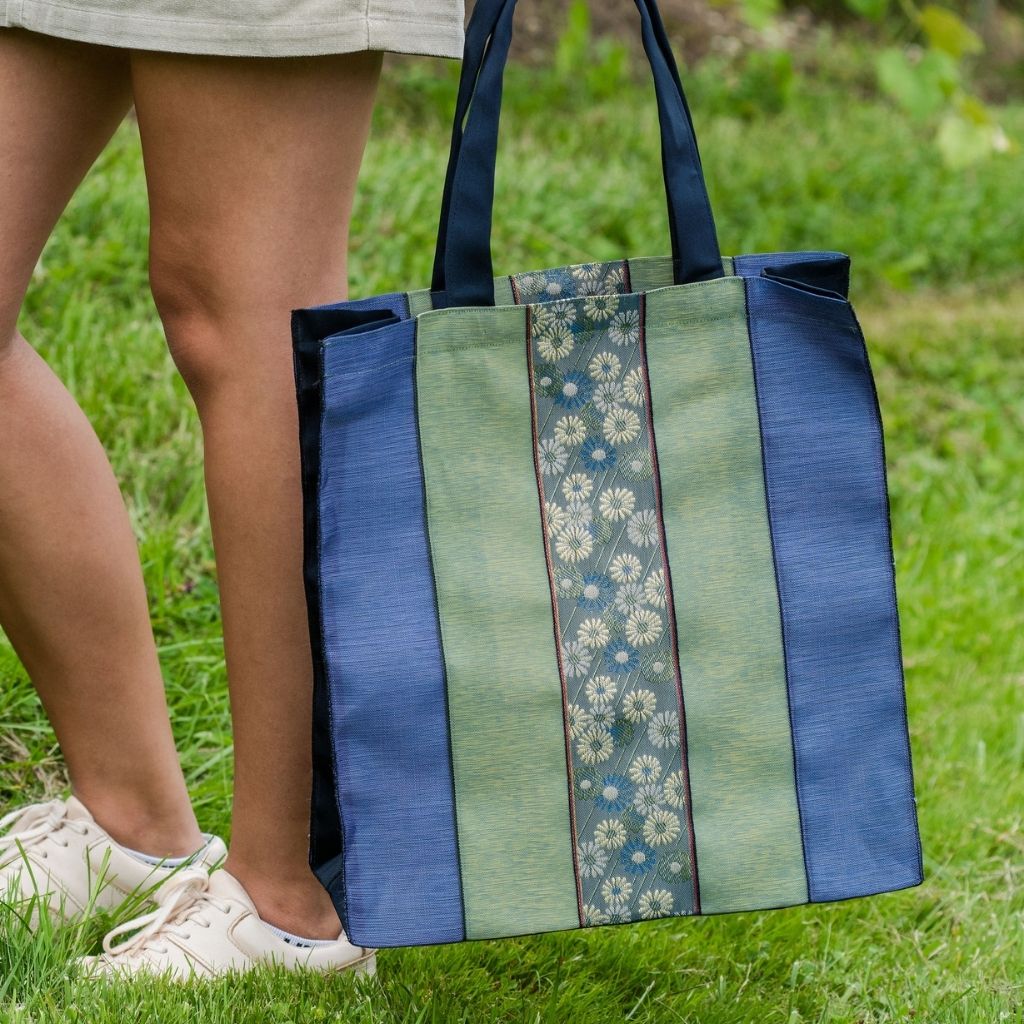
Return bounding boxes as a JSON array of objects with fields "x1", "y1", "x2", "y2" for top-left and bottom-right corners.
[
  {"x1": 0, "y1": 31, "x2": 202, "y2": 857},
  {"x1": 130, "y1": 50, "x2": 382, "y2": 936}
]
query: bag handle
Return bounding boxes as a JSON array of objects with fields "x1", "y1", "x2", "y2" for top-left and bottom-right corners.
[
  {"x1": 432, "y1": 0, "x2": 724, "y2": 308},
  {"x1": 429, "y1": 0, "x2": 704, "y2": 296}
]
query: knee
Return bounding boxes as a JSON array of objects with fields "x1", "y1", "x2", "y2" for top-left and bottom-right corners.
[{"x1": 149, "y1": 252, "x2": 230, "y2": 398}]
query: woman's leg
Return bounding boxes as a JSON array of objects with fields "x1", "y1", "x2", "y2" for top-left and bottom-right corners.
[
  {"x1": 130, "y1": 50, "x2": 382, "y2": 937},
  {"x1": 0, "y1": 31, "x2": 202, "y2": 856}
]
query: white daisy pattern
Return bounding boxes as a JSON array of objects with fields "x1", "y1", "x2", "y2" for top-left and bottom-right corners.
[
  {"x1": 555, "y1": 416, "x2": 588, "y2": 448},
  {"x1": 579, "y1": 618, "x2": 611, "y2": 650},
  {"x1": 609, "y1": 309, "x2": 641, "y2": 347},
  {"x1": 537, "y1": 323, "x2": 575, "y2": 363},
  {"x1": 609, "y1": 553, "x2": 643, "y2": 584},
  {"x1": 634, "y1": 783, "x2": 665, "y2": 817},
  {"x1": 562, "y1": 472, "x2": 593, "y2": 502},
  {"x1": 577, "y1": 841, "x2": 609, "y2": 879},
  {"x1": 643, "y1": 569, "x2": 668, "y2": 608},
  {"x1": 546, "y1": 501, "x2": 568, "y2": 537},
  {"x1": 595, "y1": 819, "x2": 628, "y2": 851},
  {"x1": 614, "y1": 583, "x2": 646, "y2": 617},
  {"x1": 643, "y1": 809, "x2": 682, "y2": 847},
  {"x1": 626, "y1": 608, "x2": 664, "y2": 647},
  {"x1": 629, "y1": 755, "x2": 662, "y2": 786},
  {"x1": 623, "y1": 367, "x2": 647, "y2": 407},
  {"x1": 521, "y1": 274, "x2": 695, "y2": 925},
  {"x1": 556, "y1": 524, "x2": 594, "y2": 564},
  {"x1": 599, "y1": 487, "x2": 636, "y2": 523},
  {"x1": 567, "y1": 703, "x2": 593, "y2": 738},
  {"x1": 639, "y1": 889, "x2": 674, "y2": 920},
  {"x1": 532, "y1": 299, "x2": 578, "y2": 334},
  {"x1": 627, "y1": 509, "x2": 660, "y2": 548},
  {"x1": 649, "y1": 711, "x2": 681, "y2": 749},
  {"x1": 538, "y1": 439, "x2": 568, "y2": 477},
  {"x1": 664, "y1": 770, "x2": 689, "y2": 809},
  {"x1": 576, "y1": 725, "x2": 614, "y2": 766},
  {"x1": 603, "y1": 408, "x2": 642, "y2": 446},
  {"x1": 588, "y1": 351, "x2": 622, "y2": 382},
  {"x1": 585, "y1": 675, "x2": 618, "y2": 706},
  {"x1": 594, "y1": 381, "x2": 626, "y2": 414}
]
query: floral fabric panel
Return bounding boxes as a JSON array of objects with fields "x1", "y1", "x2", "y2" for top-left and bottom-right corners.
[
  {"x1": 511, "y1": 260, "x2": 631, "y2": 305},
  {"x1": 524, "y1": 284, "x2": 699, "y2": 926}
]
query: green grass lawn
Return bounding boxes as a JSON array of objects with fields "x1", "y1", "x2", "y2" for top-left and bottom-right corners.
[{"x1": 1, "y1": 54, "x2": 1022, "y2": 1023}]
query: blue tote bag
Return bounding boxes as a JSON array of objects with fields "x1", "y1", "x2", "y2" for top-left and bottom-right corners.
[{"x1": 292, "y1": 0, "x2": 924, "y2": 949}]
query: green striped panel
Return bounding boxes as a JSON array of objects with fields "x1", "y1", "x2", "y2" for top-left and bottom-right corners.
[
  {"x1": 627, "y1": 257, "x2": 736, "y2": 293},
  {"x1": 416, "y1": 306, "x2": 582, "y2": 938},
  {"x1": 644, "y1": 280, "x2": 808, "y2": 913}
]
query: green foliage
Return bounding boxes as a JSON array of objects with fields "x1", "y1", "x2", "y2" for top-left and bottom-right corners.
[
  {"x1": 844, "y1": 0, "x2": 892, "y2": 18},
  {"x1": 918, "y1": 2, "x2": 983, "y2": 59},
  {"x1": 727, "y1": 0, "x2": 1012, "y2": 166},
  {"x1": 878, "y1": 4, "x2": 1010, "y2": 167},
  {"x1": 554, "y1": 2, "x2": 632, "y2": 102},
  {"x1": 723, "y1": 48, "x2": 796, "y2": 118}
]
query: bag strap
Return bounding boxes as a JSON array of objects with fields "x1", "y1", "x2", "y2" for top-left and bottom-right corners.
[
  {"x1": 429, "y1": 1, "x2": 507, "y2": 296},
  {"x1": 433, "y1": 0, "x2": 724, "y2": 308},
  {"x1": 430, "y1": 0, "x2": 703, "y2": 296}
]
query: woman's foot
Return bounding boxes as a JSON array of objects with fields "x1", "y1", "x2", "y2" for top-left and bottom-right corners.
[
  {"x1": 82, "y1": 868, "x2": 376, "y2": 979},
  {"x1": 0, "y1": 796, "x2": 225, "y2": 924}
]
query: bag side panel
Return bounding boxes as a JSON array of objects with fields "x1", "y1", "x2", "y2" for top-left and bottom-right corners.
[
  {"x1": 645, "y1": 278, "x2": 810, "y2": 914},
  {"x1": 744, "y1": 275, "x2": 924, "y2": 902},
  {"x1": 317, "y1": 318, "x2": 466, "y2": 947},
  {"x1": 416, "y1": 306, "x2": 582, "y2": 940}
]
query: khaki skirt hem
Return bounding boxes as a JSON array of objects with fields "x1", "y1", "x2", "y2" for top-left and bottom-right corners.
[{"x1": 1, "y1": 1, "x2": 465, "y2": 58}]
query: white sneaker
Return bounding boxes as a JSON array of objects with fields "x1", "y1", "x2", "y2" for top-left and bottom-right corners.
[
  {"x1": 81, "y1": 867, "x2": 377, "y2": 980},
  {"x1": 0, "y1": 796, "x2": 226, "y2": 923}
]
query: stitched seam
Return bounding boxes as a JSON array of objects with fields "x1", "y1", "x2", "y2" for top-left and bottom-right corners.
[
  {"x1": 524, "y1": 306, "x2": 585, "y2": 929},
  {"x1": 422, "y1": 311, "x2": 748, "y2": 353},
  {"x1": 314, "y1": 343, "x2": 352, "y2": 932},
  {"x1": 636, "y1": 292, "x2": 702, "y2": 915},
  {"x1": 845, "y1": 302, "x2": 926, "y2": 884},
  {"x1": 13, "y1": 0, "x2": 457, "y2": 31},
  {"x1": 742, "y1": 277, "x2": 814, "y2": 904},
  {"x1": 411, "y1": 327, "x2": 469, "y2": 942}
]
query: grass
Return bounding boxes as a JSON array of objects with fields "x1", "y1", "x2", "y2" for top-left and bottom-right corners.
[{"x1": 2, "y1": 49, "x2": 1023, "y2": 1023}]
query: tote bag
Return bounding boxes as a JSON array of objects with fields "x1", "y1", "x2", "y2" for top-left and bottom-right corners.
[{"x1": 292, "y1": 0, "x2": 924, "y2": 949}]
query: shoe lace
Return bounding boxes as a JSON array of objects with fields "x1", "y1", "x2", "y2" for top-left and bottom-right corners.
[
  {"x1": 101, "y1": 868, "x2": 231, "y2": 957},
  {"x1": 0, "y1": 799, "x2": 89, "y2": 852}
]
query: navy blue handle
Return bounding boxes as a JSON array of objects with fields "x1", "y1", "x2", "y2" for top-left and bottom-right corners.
[
  {"x1": 433, "y1": 0, "x2": 724, "y2": 308},
  {"x1": 428, "y1": 1, "x2": 508, "y2": 295},
  {"x1": 430, "y1": 0, "x2": 704, "y2": 295}
]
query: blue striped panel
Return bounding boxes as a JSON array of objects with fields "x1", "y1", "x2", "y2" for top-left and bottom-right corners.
[
  {"x1": 316, "y1": 316, "x2": 465, "y2": 946},
  {"x1": 744, "y1": 274, "x2": 923, "y2": 903}
]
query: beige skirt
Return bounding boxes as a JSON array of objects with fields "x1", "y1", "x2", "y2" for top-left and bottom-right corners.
[{"x1": 0, "y1": 0, "x2": 465, "y2": 58}]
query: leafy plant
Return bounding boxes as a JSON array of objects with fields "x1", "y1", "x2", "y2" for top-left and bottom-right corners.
[{"x1": 726, "y1": 0, "x2": 1013, "y2": 165}]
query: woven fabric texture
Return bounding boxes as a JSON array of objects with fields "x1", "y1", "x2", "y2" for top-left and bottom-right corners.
[
  {"x1": 0, "y1": 0, "x2": 465, "y2": 58},
  {"x1": 416, "y1": 305, "x2": 581, "y2": 940},
  {"x1": 297, "y1": 254, "x2": 923, "y2": 949},
  {"x1": 745, "y1": 275, "x2": 923, "y2": 901},
  {"x1": 645, "y1": 279, "x2": 808, "y2": 914}
]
